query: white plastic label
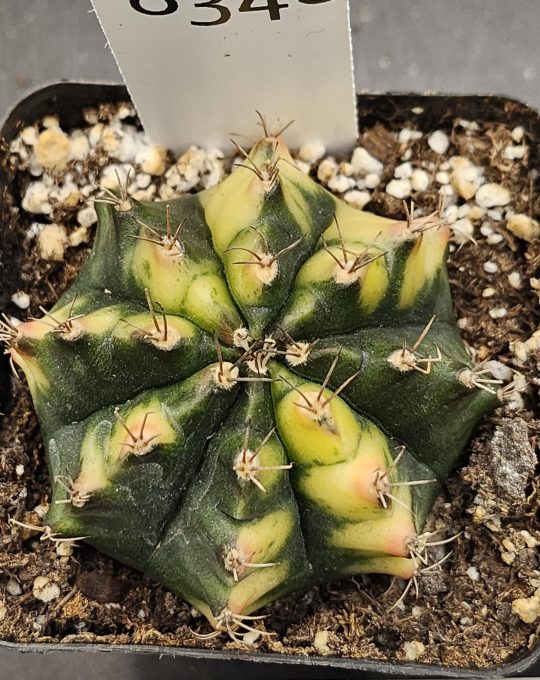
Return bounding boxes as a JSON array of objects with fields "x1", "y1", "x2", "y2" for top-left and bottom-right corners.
[{"x1": 90, "y1": 0, "x2": 357, "y2": 152}]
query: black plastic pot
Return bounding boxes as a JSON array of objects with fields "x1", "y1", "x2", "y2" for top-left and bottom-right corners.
[{"x1": 0, "y1": 83, "x2": 539, "y2": 680}]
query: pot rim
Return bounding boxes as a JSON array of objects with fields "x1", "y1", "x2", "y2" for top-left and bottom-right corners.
[{"x1": 0, "y1": 81, "x2": 538, "y2": 680}]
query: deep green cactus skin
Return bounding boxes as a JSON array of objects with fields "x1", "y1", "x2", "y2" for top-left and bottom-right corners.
[{"x1": 8, "y1": 134, "x2": 497, "y2": 635}]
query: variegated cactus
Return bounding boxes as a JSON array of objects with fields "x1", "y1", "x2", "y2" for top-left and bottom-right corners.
[{"x1": 4, "y1": 132, "x2": 497, "y2": 638}]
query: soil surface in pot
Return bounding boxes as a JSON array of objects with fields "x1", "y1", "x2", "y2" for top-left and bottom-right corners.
[{"x1": 0, "y1": 99, "x2": 539, "y2": 668}]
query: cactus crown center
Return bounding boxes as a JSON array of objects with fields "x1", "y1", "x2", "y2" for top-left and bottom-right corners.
[{"x1": 212, "y1": 361, "x2": 240, "y2": 390}]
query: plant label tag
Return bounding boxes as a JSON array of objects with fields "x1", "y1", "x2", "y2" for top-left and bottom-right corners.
[{"x1": 90, "y1": 0, "x2": 357, "y2": 152}]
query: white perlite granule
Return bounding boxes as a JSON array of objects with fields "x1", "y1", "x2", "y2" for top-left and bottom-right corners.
[
  {"x1": 11, "y1": 291, "x2": 30, "y2": 310},
  {"x1": 483, "y1": 261, "x2": 499, "y2": 274},
  {"x1": 467, "y1": 566, "x2": 480, "y2": 581},
  {"x1": 428, "y1": 130, "x2": 449, "y2": 155},
  {"x1": 386, "y1": 178, "x2": 411, "y2": 199},
  {"x1": 298, "y1": 142, "x2": 326, "y2": 164},
  {"x1": 410, "y1": 168, "x2": 430, "y2": 192},
  {"x1": 394, "y1": 162, "x2": 413, "y2": 179},
  {"x1": 350, "y1": 147, "x2": 383, "y2": 175}
]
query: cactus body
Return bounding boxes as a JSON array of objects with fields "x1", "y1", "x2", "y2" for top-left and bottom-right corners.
[{"x1": 7, "y1": 133, "x2": 497, "y2": 636}]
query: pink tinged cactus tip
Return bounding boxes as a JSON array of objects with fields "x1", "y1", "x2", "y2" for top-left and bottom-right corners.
[
  {"x1": 372, "y1": 446, "x2": 436, "y2": 514},
  {"x1": 54, "y1": 474, "x2": 93, "y2": 508},
  {"x1": 35, "y1": 295, "x2": 86, "y2": 342},
  {"x1": 223, "y1": 546, "x2": 278, "y2": 583}
]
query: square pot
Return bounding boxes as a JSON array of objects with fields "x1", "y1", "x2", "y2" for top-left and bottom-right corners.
[{"x1": 0, "y1": 83, "x2": 539, "y2": 680}]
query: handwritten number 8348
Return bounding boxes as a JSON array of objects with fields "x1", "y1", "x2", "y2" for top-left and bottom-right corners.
[{"x1": 129, "y1": 0, "x2": 332, "y2": 24}]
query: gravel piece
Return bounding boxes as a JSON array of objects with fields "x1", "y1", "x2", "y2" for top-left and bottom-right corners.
[
  {"x1": 508, "y1": 271, "x2": 522, "y2": 289},
  {"x1": 77, "y1": 205, "x2": 98, "y2": 228},
  {"x1": 467, "y1": 567, "x2": 480, "y2": 581},
  {"x1": 22, "y1": 181, "x2": 52, "y2": 215},
  {"x1": 403, "y1": 640, "x2": 426, "y2": 661},
  {"x1": 503, "y1": 145, "x2": 526, "y2": 161},
  {"x1": 449, "y1": 156, "x2": 483, "y2": 200},
  {"x1": 313, "y1": 630, "x2": 331, "y2": 655},
  {"x1": 435, "y1": 170, "x2": 450, "y2": 185},
  {"x1": 136, "y1": 145, "x2": 167, "y2": 176},
  {"x1": 488, "y1": 418, "x2": 536, "y2": 503},
  {"x1": 475, "y1": 183, "x2": 511, "y2": 208},
  {"x1": 483, "y1": 360, "x2": 513, "y2": 381},
  {"x1": 38, "y1": 224, "x2": 68, "y2": 261},
  {"x1": 56, "y1": 542, "x2": 74, "y2": 558},
  {"x1": 69, "y1": 226, "x2": 91, "y2": 247},
  {"x1": 242, "y1": 630, "x2": 261, "y2": 645},
  {"x1": 6, "y1": 579, "x2": 22, "y2": 596},
  {"x1": 512, "y1": 590, "x2": 540, "y2": 624},
  {"x1": 511, "y1": 126, "x2": 525, "y2": 143},
  {"x1": 398, "y1": 128, "x2": 422, "y2": 144},
  {"x1": 33, "y1": 576, "x2": 60, "y2": 603},
  {"x1": 69, "y1": 131, "x2": 91, "y2": 161},
  {"x1": 20, "y1": 126, "x2": 38, "y2": 147},
  {"x1": 328, "y1": 174, "x2": 356, "y2": 193},
  {"x1": 451, "y1": 218, "x2": 474, "y2": 244},
  {"x1": 506, "y1": 214, "x2": 540, "y2": 242},
  {"x1": 317, "y1": 158, "x2": 338, "y2": 184}
]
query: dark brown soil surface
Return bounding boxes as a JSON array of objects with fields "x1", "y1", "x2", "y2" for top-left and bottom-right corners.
[{"x1": 0, "y1": 99, "x2": 539, "y2": 669}]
